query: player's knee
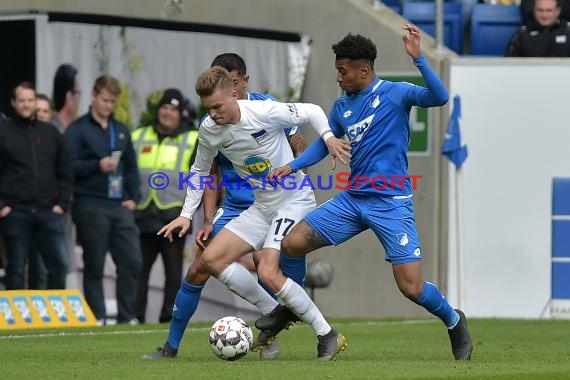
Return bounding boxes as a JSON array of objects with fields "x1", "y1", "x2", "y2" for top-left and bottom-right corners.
[
  {"x1": 185, "y1": 260, "x2": 210, "y2": 285},
  {"x1": 256, "y1": 265, "x2": 278, "y2": 291},
  {"x1": 398, "y1": 281, "x2": 423, "y2": 301},
  {"x1": 281, "y1": 234, "x2": 302, "y2": 257}
]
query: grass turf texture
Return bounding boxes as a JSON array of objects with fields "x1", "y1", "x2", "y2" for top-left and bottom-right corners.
[{"x1": 1, "y1": 318, "x2": 569, "y2": 379}]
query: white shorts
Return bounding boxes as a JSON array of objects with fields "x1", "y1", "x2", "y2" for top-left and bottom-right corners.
[{"x1": 224, "y1": 195, "x2": 316, "y2": 251}]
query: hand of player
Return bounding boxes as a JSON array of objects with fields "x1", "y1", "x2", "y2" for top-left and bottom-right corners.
[
  {"x1": 157, "y1": 216, "x2": 191, "y2": 242},
  {"x1": 403, "y1": 23, "x2": 421, "y2": 59},
  {"x1": 195, "y1": 224, "x2": 214, "y2": 249},
  {"x1": 325, "y1": 136, "x2": 351, "y2": 170},
  {"x1": 268, "y1": 165, "x2": 293, "y2": 183}
]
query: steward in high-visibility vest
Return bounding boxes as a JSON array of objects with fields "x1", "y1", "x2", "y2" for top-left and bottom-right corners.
[
  {"x1": 132, "y1": 88, "x2": 199, "y2": 323},
  {"x1": 132, "y1": 125, "x2": 198, "y2": 213}
]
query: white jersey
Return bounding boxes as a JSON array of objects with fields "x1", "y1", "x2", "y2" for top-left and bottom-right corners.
[{"x1": 180, "y1": 100, "x2": 329, "y2": 219}]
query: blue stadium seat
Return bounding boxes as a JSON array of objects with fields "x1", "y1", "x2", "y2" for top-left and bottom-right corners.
[
  {"x1": 470, "y1": 4, "x2": 522, "y2": 56},
  {"x1": 381, "y1": 0, "x2": 400, "y2": 13},
  {"x1": 402, "y1": 2, "x2": 463, "y2": 54}
]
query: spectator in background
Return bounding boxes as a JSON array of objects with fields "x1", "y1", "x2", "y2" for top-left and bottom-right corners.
[
  {"x1": 506, "y1": 0, "x2": 570, "y2": 56},
  {"x1": 0, "y1": 81, "x2": 71, "y2": 290},
  {"x1": 65, "y1": 75, "x2": 142, "y2": 326},
  {"x1": 521, "y1": 0, "x2": 570, "y2": 25},
  {"x1": 35, "y1": 94, "x2": 53, "y2": 123},
  {"x1": 52, "y1": 64, "x2": 81, "y2": 281},
  {"x1": 52, "y1": 64, "x2": 80, "y2": 132},
  {"x1": 132, "y1": 89, "x2": 199, "y2": 323},
  {"x1": 29, "y1": 92, "x2": 56, "y2": 289},
  {"x1": 181, "y1": 97, "x2": 198, "y2": 130}
]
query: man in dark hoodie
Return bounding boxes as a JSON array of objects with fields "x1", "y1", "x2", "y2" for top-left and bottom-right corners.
[
  {"x1": 506, "y1": 0, "x2": 570, "y2": 56},
  {"x1": 65, "y1": 75, "x2": 142, "y2": 325},
  {"x1": 0, "y1": 81, "x2": 72, "y2": 290},
  {"x1": 132, "y1": 89, "x2": 199, "y2": 323}
]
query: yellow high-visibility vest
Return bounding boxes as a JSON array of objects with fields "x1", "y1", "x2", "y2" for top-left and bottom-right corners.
[{"x1": 132, "y1": 126, "x2": 199, "y2": 210}]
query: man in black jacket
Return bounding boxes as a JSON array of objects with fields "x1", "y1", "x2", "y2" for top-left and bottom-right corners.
[
  {"x1": 506, "y1": 0, "x2": 570, "y2": 56},
  {"x1": 65, "y1": 75, "x2": 142, "y2": 325},
  {"x1": 0, "y1": 81, "x2": 72, "y2": 290}
]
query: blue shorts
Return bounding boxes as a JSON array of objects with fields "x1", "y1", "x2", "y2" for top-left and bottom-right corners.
[
  {"x1": 211, "y1": 205, "x2": 248, "y2": 238},
  {"x1": 304, "y1": 191, "x2": 422, "y2": 264}
]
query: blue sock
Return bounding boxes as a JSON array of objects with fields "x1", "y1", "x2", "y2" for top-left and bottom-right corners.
[
  {"x1": 280, "y1": 254, "x2": 306, "y2": 287},
  {"x1": 167, "y1": 280, "x2": 204, "y2": 349},
  {"x1": 415, "y1": 281, "x2": 459, "y2": 328}
]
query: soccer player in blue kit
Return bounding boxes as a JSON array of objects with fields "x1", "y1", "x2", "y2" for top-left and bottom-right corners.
[{"x1": 256, "y1": 25, "x2": 473, "y2": 360}]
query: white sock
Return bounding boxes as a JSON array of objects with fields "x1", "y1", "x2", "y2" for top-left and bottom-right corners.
[
  {"x1": 277, "y1": 278, "x2": 331, "y2": 336},
  {"x1": 217, "y1": 262, "x2": 278, "y2": 315}
]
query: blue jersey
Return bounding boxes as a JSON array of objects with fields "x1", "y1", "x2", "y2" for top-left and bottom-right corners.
[
  {"x1": 291, "y1": 55, "x2": 448, "y2": 197},
  {"x1": 218, "y1": 92, "x2": 296, "y2": 209}
]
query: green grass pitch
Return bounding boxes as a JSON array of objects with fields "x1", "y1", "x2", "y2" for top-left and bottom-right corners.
[{"x1": 1, "y1": 318, "x2": 570, "y2": 379}]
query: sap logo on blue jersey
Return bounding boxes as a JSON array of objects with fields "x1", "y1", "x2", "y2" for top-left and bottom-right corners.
[{"x1": 347, "y1": 114, "x2": 375, "y2": 143}]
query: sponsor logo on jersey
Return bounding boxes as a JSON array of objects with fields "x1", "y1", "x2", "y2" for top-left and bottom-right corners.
[
  {"x1": 370, "y1": 95, "x2": 380, "y2": 108},
  {"x1": 396, "y1": 233, "x2": 409, "y2": 246},
  {"x1": 250, "y1": 129, "x2": 268, "y2": 144},
  {"x1": 413, "y1": 248, "x2": 421, "y2": 257},
  {"x1": 287, "y1": 104, "x2": 300, "y2": 118},
  {"x1": 343, "y1": 110, "x2": 352, "y2": 118},
  {"x1": 244, "y1": 155, "x2": 273, "y2": 177},
  {"x1": 347, "y1": 114, "x2": 375, "y2": 143}
]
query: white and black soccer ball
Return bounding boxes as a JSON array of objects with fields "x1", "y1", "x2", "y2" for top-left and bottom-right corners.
[{"x1": 208, "y1": 316, "x2": 253, "y2": 361}]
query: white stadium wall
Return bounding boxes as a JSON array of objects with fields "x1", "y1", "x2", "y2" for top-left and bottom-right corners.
[{"x1": 448, "y1": 58, "x2": 570, "y2": 318}]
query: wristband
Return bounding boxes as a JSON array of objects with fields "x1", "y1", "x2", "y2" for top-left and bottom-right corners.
[{"x1": 321, "y1": 130, "x2": 334, "y2": 142}]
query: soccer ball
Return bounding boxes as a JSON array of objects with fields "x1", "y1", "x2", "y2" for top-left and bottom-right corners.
[{"x1": 208, "y1": 316, "x2": 253, "y2": 361}]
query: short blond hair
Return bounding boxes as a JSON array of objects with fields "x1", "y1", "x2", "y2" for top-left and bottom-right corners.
[
  {"x1": 93, "y1": 75, "x2": 121, "y2": 96},
  {"x1": 195, "y1": 66, "x2": 233, "y2": 97}
]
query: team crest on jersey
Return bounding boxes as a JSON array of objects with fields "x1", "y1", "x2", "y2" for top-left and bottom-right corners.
[
  {"x1": 370, "y1": 95, "x2": 380, "y2": 108},
  {"x1": 396, "y1": 233, "x2": 409, "y2": 246},
  {"x1": 347, "y1": 114, "x2": 375, "y2": 143},
  {"x1": 250, "y1": 129, "x2": 268, "y2": 144},
  {"x1": 244, "y1": 155, "x2": 273, "y2": 177}
]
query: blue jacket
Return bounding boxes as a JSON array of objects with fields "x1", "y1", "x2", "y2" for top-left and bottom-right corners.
[{"x1": 65, "y1": 111, "x2": 141, "y2": 207}]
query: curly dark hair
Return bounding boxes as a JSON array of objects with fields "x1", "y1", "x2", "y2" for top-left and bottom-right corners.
[{"x1": 332, "y1": 34, "x2": 377, "y2": 65}]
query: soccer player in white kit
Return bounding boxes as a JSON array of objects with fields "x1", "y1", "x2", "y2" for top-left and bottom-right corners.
[{"x1": 158, "y1": 66, "x2": 350, "y2": 360}]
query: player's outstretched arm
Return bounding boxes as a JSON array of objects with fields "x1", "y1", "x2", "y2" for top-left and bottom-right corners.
[
  {"x1": 157, "y1": 215, "x2": 191, "y2": 243},
  {"x1": 402, "y1": 23, "x2": 448, "y2": 107}
]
